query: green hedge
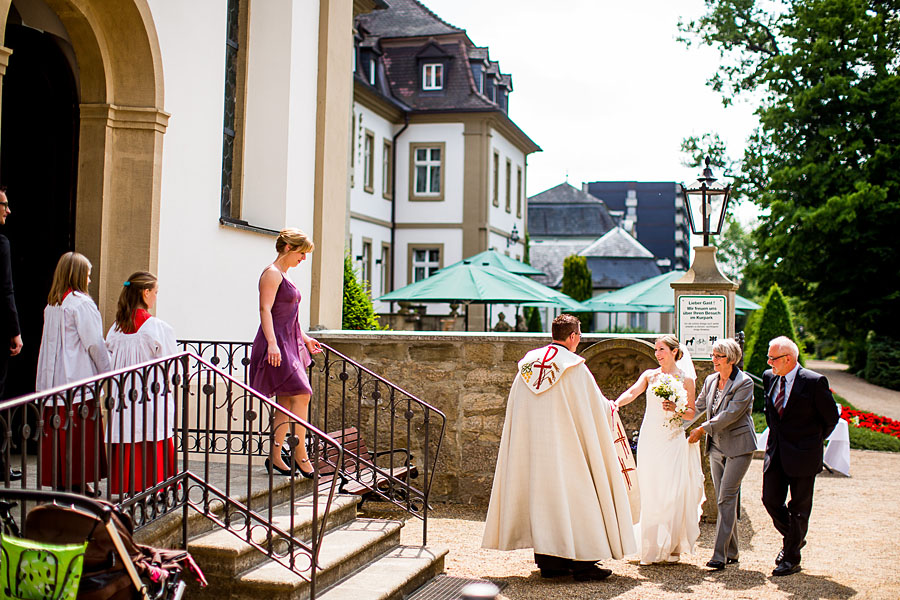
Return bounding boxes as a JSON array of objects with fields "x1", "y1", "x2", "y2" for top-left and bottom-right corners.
[
  {"x1": 752, "y1": 394, "x2": 900, "y2": 452},
  {"x1": 864, "y1": 333, "x2": 900, "y2": 391}
]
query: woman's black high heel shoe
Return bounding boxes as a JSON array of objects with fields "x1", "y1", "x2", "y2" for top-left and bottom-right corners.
[
  {"x1": 294, "y1": 458, "x2": 315, "y2": 479},
  {"x1": 265, "y1": 458, "x2": 295, "y2": 476}
]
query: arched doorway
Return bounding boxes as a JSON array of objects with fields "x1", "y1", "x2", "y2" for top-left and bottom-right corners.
[
  {"x1": 0, "y1": 0, "x2": 167, "y2": 398},
  {"x1": 0, "y1": 6, "x2": 79, "y2": 399}
]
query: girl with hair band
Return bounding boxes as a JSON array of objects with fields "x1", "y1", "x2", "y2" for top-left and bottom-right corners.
[
  {"x1": 249, "y1": 228, "x2": 322, "y2": 478},
  {"x1": 613, "y1": 334, "x2": 705, "y2": 565},
  {"x1": 105, "y1": 271, "x2": 177, "y2": 495},
  {"x1": 36, "y1": 252, "x2": 112, "y2": 496}
]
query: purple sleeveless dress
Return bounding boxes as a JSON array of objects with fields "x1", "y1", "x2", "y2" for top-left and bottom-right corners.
[{"x1": 249, "y1": 275, "x2": 312, "y2": 397}]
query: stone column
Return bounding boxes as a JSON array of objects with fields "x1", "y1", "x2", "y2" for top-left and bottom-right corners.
[
  {"x1": 0, "y1": 45, "x2": 11, "y2": 143},
  {"x1": 671, "y1": 245, "x2": 738, "y2": 522},
  {"x1": 76, "y1": 103, "x2": 169, "y2": 326},
  {"x1": 310, "y1": 0, "x2": 352, "y2": 329}
]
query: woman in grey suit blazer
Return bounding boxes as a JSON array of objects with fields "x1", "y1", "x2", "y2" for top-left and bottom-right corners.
[{"x1": 687, "y1": 338, "x2": 757, "y2": 571}]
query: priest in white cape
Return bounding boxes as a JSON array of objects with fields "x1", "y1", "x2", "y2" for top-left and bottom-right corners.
[{"x1": 482, "y1": 314, "x2": 638, "y2": 581}]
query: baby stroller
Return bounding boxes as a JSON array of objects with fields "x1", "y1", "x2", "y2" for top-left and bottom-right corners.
[{"x1": 0, "y1": 489, "x2": 206, "y2": 600}]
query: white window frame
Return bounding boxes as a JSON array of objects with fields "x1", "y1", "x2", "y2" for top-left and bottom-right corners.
[
  {"x1": 380, "y1": 244, "x2": 391, "y2": 295},
  {"x1": 360, "y1": 239, "x2": 372, "y2": 289},
  {"x1": 363, "y1": 129, "x2": 374, "y2": 193},
  {"x1": 410, "y1": 142, "x2": 445, "y2": 200},
  {"x1": 505, "y1": 158, "x2": 512, "y2": 213},
  {"x1": 382, "y1": 139, "x2": 393, "y2": 199},
  {"x1": 410, "y1": 246, "x2": 442, "y2": 282},
  {"x1": 422, "y1": 63, "x2": 443, "y2": 90},
  {"x1": 368, "y1": 57, "x2": 376, "y2": 85}
]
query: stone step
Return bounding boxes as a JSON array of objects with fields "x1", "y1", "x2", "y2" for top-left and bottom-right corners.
[
  {"x1": 224, "y1": 518, "x2": 404, "y2": 600},
  {"x1": 135, "y1": 460, "x2": 319, "y2": 548},
  {"x1": 188, "y1": 493, "x2": 360, "y2": 580},
  {"x1": 316, "y1": 545, "x2": 448, "y2": 600}
]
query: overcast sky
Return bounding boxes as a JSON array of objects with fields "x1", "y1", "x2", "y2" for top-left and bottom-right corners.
[{"x1": 420, "y1": 0, "x2": 761, "y2": 217}]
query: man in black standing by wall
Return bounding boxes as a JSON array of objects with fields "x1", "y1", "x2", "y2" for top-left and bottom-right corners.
[
  {"x1": 762, "y1": 335, "x2": 840, "y2": 576},
  {"x1": 0, "y1": 187, "x2": 23, "y2": 481}
]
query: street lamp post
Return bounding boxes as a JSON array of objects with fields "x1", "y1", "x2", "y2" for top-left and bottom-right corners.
[
  {"x1": 679, "y1": 157, "x2": 732, "y2": 247},
  {"x1": 671, "y1": 155, "x2": 738, "y2": 350},
  {"x1": 672, "y1": 156, "x2": 737, "y2": 524}
]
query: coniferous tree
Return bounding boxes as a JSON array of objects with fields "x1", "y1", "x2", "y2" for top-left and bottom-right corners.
[
  {"x1": 521, "y1": 233, "x2": 543, "y2": 332},
  {"x1": 744, "y1": 284, "x2": 804, "y2": 410},
  {"x1": 560, "y1": 255, "x2": 593, "y2": 331},
  {"x1": 342, "y1": 253, "x2": 382, "y2": 330}
]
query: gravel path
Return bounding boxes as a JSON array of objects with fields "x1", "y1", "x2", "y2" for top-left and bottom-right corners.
[
  {"x1": 364, "y1": 449, "x2": 900, "y2": 599},
  {"x1": 806, "y1": 359, "x2": 900, "y2": 421}
]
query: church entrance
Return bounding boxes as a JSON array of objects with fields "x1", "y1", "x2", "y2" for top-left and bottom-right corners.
[{"x1": 0, "y1": 15, "x2": 79, "y2": 399}]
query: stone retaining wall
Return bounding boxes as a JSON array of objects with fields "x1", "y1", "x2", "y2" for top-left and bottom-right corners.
[{"x1": 315, "y1": 331, "x2": 718, "y2": 508}]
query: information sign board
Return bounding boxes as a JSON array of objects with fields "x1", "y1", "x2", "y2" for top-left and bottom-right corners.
[{"x1": 677, "y1": 295, "x2": 727, "y2": 360}]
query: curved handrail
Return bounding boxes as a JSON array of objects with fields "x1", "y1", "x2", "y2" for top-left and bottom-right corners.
[
  {"x1": 179, "y1": 339, "x2": 448, "y2": 544},
  {"x1": 0, "y1": 351, "x2": 343, "y2": 593}
]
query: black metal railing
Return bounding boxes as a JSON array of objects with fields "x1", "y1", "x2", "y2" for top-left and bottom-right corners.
[
  {"x1": 179, "y1": 340, "x2": 447, "y2": 543},
  {"x1": 0, "y1": 351, "x2": 343, "y2": 598}
]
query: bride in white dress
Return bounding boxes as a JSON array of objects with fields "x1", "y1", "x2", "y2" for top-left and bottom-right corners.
[{"x1": 614, "y1": 335, "x2": 705, "y2": 565}]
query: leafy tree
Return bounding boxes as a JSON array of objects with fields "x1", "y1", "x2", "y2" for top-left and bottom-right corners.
[
  {"x1": 744, "y1": 284, "x2": 805, "y2": 410},
  {"x1": 679, "y1": 0, "x2": 900, "y2": 371},
  {"x1": 560, "y1": 255, "x2": 593, "y2": 331},
  {"x1": 342, "y1": 253, "x2": 382, "y2": 330}
]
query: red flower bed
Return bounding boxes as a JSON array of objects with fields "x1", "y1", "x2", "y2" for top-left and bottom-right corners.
[{"x1": 841, "y1": 406, "x2": 900, "y2": 439}]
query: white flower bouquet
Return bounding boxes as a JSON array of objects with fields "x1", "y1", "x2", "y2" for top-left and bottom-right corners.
[{"x1": 650, "y1": 373, "x2": 689, "y2": 428}]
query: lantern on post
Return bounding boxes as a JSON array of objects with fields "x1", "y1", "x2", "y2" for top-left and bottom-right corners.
[
  {"x1": 506, "y1": 223, "x2": 520, "y2": 248},
  {"x1": 679, "y1": 157, "x2": 732, "y2": 246}
]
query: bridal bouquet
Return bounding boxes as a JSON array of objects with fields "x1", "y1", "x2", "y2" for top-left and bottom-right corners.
[{"x1": 651, "y1": 373, "x2": 689, "y2": 428}]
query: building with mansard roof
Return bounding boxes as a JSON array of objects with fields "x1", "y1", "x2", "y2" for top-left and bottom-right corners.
[
  {"x1": 528, "y1": 181, "x2": 666, "y2": 331},
  {"x1": 348, "y1": 0, "x2": 540, "y2": 323}
]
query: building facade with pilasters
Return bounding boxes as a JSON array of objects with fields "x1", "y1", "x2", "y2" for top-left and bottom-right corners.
[{"x1": 349, "y1": 0, "x2": 539, "y2": 322}]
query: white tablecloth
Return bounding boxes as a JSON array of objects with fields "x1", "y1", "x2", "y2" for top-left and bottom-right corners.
[{"x1": 756, "y1": 418, "x2": 851, "y2": 476}]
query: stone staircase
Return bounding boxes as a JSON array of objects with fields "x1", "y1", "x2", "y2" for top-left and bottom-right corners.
[{"x1": 155, "y1": 473, "x2": 446, "y2": 600}]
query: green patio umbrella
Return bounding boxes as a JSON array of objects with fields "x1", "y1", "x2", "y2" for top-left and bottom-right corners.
[
  {"x1": 582, "y1": 270, "x2": 761, "y2": 313},
  {"x1": 378, "y1": 261, "x2": 587, "y2": 330},
  {"x1": 443, "y1": 249, "x2": 545, "y2": 277},
  {"x1": 378, "y1": 262, "x2": 557, "y2": 304}
]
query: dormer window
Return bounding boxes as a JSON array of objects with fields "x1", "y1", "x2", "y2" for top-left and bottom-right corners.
[
  {"x1": 423, "y1": 63, "x2": 443, "y2": 90},
  {"x1": 368, "y1": 57, "x2": 376, "y2": 85}
]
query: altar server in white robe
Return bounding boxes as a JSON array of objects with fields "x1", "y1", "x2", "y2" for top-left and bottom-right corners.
[
  {"x1": 36, "y1": 252, "x2": 112, "y2": 493},
  {"x1": 483, "y1": 314, "x2": 637, "y2": 582},
  {"x1": 106, "y1": 271, "x2": 177, "y2": 495}
]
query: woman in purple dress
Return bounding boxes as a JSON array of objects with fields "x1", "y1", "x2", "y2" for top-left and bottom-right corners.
[{"x1": 249, "y1": 228, "x2": 322, "y2": 477}]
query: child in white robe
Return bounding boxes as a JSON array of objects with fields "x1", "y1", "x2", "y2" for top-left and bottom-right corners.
[
  {"x1": 105, "y1": 271, "x2": 176, "y2": 495},
  {"x1": 36, "y1": 252, "x2": 111, "y2": 494}
]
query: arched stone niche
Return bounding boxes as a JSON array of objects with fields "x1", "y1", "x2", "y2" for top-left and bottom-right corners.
[{"x1": 580, "y1": 337, "x2": 657, "y2": 438}]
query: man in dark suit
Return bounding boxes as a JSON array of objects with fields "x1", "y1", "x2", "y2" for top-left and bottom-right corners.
[
  {"x1": 0, "y1": 187, "x2": 22, "y2": 394},
  {"x1": 0, "y1": 188, "x2": 23, "y2": 482},
  {"x1": 762, "y1": 335, "x2": 840, "y2": 576}
]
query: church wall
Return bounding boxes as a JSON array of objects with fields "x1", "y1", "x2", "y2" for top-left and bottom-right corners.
[{"x1": 149, "y1": 0, "x2": 323, "y2": 340}]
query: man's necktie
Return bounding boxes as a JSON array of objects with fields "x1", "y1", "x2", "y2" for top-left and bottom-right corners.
[{"x1": 775, "y1": 376, "x2": 786, "y2": 417}]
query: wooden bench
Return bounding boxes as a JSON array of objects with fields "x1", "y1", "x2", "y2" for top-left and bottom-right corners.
[{"x1": 312, "y1": 427, "x2": 419, "y2": 504}]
